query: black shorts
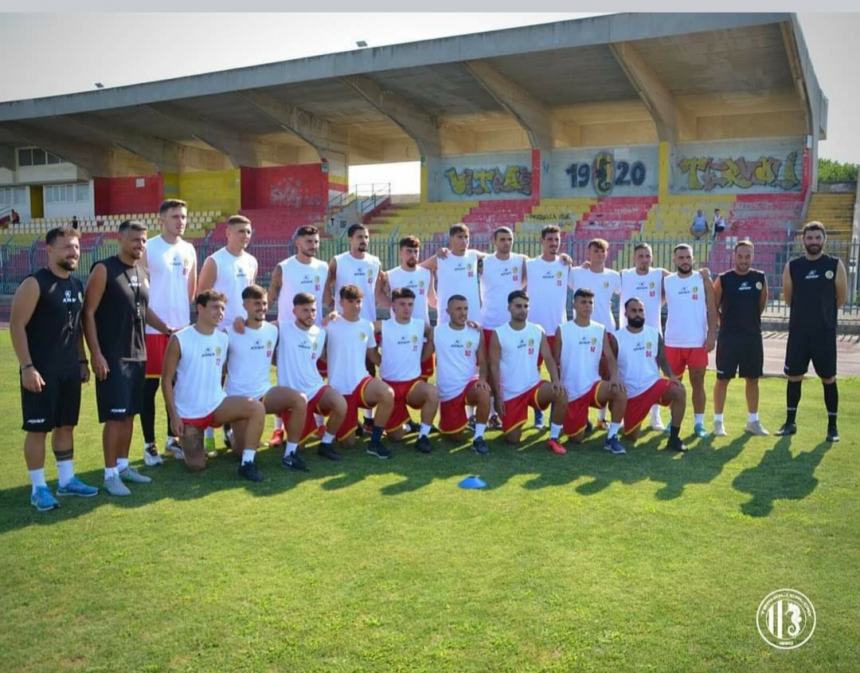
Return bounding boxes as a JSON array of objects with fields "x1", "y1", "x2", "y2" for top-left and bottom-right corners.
[
  {"x1": 96, "y1": 360, "x2": 145, "y2": 422},
  {"x1": 20, "y1": 370, "x2": 81, "y2": 432},
  {"x1": 784, "y1": 329, "x2": 837, "y2": 379},
  {"x1": 716, "y1": 332, "x2": 763, "y2": 380}
]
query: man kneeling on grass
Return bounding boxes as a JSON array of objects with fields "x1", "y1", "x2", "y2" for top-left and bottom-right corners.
[{"x1": 161, "y1": 289, "x2": 267, "y2": 481}]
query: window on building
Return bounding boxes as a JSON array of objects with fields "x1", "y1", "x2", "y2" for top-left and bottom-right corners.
[{"x1": 18, "y1": 148, "x2": 32, "y2": 167}]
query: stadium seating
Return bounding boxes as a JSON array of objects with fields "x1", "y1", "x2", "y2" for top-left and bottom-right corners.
[
  {"x1": 520, "y1": 198, "x2": 596, "y2": 234},
  {"x1": 366, "y1": 202, "x2": 476, "y2": 239},
  {"x1": 575, "y1": 196, "x2": 657, "y2": 241},
  {"x1": 806, "y1": 192, "x2": 856, "y2": 241},
  {"x1": 461, "y1": 199, "x2": 536, "y2": 234}
]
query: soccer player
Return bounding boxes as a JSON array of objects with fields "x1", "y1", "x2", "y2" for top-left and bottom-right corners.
[
  {"x1": 488, "y1": 290, "x2": 567, "y2": 451},
  {"x1": 11, "y1": 227, "x2": 98, "y2": 510},
  {"x1": 778, "y1": 222, "x2": 849, "y2": 441},
  {"x1": 435, "y1": 295, "x2": 493, "y2": 454},
  {"x1": 376, "y1": 287, "x2": 438, "y2": 452},
  {"x1": 663, "y1": 244, "x2": 716, "y2": 438},
  {"x1": 479, "y1": 227, "x2": 527, "y2": 342},
  {"x1": 278, "y1": 292, "x2": 347, "y2": 463},
  {"x1": 140, "y1": 199, "x2": 196, "y2": 464},
  {"x1": 420, "y1": 223, "x2": 482, "y2": 324},
  {"x1": 712, "y1": 240, "x2": 769, "y2": 436},
  {"x1": 266, "y1": 224, "x2": 329, "y2": 447},
  {"x1": 616, "y1": 298, "x2": 688, "y2": 452},
  {"x1": 327, "y1": 223, "x2": 382, "y2": 323},
  {"x1": 554, "y1": 289, "x2": 627, "y2": 454},
  {"x1": 569, "y1": 238, "x2": 621, "y2": 330},
  {"x1": 325, "y1": 285, "x2": 395, "y2": 458},
  {"x1": 83, "y1": 220, "x2": 172, "y2": 495},
  {"x1": 160, "y1": 290, "x2": 267, "y2": 481},
  {"x1": 225, "y1": 285, "x2": 311, "y2": 470}
]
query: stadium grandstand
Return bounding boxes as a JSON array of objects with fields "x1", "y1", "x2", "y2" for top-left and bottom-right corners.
[{"x1": 0, "y1": 12, "x2": 856, "y2": 302}]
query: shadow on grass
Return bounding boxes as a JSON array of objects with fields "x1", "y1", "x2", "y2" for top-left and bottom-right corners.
[{"x1": 731, "y1": 437, "x2": 833, "y2": 517}]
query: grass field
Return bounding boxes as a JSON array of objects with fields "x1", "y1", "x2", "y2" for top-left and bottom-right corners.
[{"x1": 1, "y1": 329, "x2": 858, "y2": 673}]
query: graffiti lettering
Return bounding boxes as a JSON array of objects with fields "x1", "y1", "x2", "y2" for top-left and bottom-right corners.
[
  {"x1": 444, "y1": 165, "x2": 532, "y2": 196},
  {"x1": 678, "y1": 151, "x2": 800, "y2": 191}
]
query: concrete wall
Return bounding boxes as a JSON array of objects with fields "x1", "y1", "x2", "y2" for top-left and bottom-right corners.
[
  {"x1": 93, "y1": 174, "x2": 163, "y2": 215},
  {"x1": 547, "y1": 145, "x2": 659, "y2": 198},
  {"x1": 240, "y1": 164, "x2": 327, "y2": 211},
  {"x1": 163, "y1": 169, "x2": 241, "y2": 214}
]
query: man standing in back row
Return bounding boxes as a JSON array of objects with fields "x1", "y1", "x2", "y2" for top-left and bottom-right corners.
[{"x1": 778, "y1": 222, "x2": 848, "y2": 441}]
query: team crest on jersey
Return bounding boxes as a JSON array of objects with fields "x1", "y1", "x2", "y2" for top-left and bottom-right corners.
[
  {"x1": 418, "y1": 280, "x2": 425, "y2": 295},
  {"x1": 528, "y1": 337, "x2": 535, "y2": 355},
  {"x1": 649, "y1": 281, "x2": 655, "y2": 288},
  {"x1": 266, "y1": 339, "x2": 274, "y2": 357},
  {"x1": 360, "y1": 332, "x2": 367, "y2": 341},
  {"x1": 590, "y1": 336, "x2": 598, "y2": 353},
  {"x1": 467, "y1": 264, "x2": 474, "y2": 278},
  {"x1": 314, "y1": 275, "x2": 321, "y2": 290},
  {"x1": 825, "y1": 270, "x2": 834, "y2": 280},
  {"x1": 464, "y1": 339, "x2": 473, "y2": 357},
  {"x1": 603, "y1": 281, "x2": 609, "y2": 288},
  {"x1": 755, "y1": 281, "x2": 763, "y2": 290},
  {"x1": 555, "y1": 271, "x2": 563, "y2": 287},
  {"x1": 692, "y1": 285, "x2": 699, "y2": 300},
  {"x1": 411, "y1": 334, "x2": 419, "y2": 351}
]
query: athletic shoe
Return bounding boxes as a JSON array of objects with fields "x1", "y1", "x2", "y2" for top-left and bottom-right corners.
[
  {"x1": 827, "y1": 426, "x2": 840, "y2": 443},
  {"x1": 407, "y1": 420, "x2": 421, "y2": 434},
  {"x1": 775, "y1": 422, "x2": 797, "y2": 436},
  {"x1": 603, "y1": 436, "x2": 627, "y2": 455},
  {"x1": 584, "y1": 420, "x2": 595, "y2": 437},
  {"x1": 693, "y1": 423, "x2": 710, "y2": 439},
  {"x1": 282, "y1": 453, "x2": 308, "y2": 471},
  {"x1": 534, "y1": 409, "x2": 545, "y2": 429},
  {"x1": 103, "y1": 475, "x2": 131, "y2": 496},
  {"x1": 713, "y1": 420, "x2": 727, "y2": 437},
  {"x1": 165, "y1": 437, "x2": 185, "y2": 461},
  {"x1": 238, "y1": 460, "x2": 263, "y2": 482},
  {"x1": 650, "y1": 417, "x2": 666, "y2": 432},
  {"x1": 488, "y1": 414, "x2": 502, "y2": 430},
  {"x1": 317, "y1": 443, "x2": 342, "y2": 461},
  {"x1": 143, "y1": 443, "x2": 164, "y2": 466},
  {"x1": 664, "y1": 436, "x2": 688, "y2": 453},
  {"x1": 472, "y1": 437, "x2": 490, "y2": 455},
  {"x1": 415, "y1": 436, "x2": 432, "y2": 454},
  {"x1": 56, "y1": 477, "x2": 98, "y2": 497},
  {"x1": 366, "y1": 442, "x2": 392, "y2": 459},
  {"x1": 30, "y1": 486, "x2": 60, "y2": 511},
  {"x1": 267, "y1": 428, "x2": 286, "y2": 448},
  {"x1": 547, "y1": 438, "x2": 566, "y2": 455},
  {"x1": 745, "y1": 420, "x2": 770, "y2": 436},
  {"x1": 224, "y1": 428, "x2": 234, "y2": 450},
  {"x1": 362, "y1": 418, "x2": 375, "y2": 434},
  {"x1": 467, "y1": 415, "x2": 477, "y2": 431},
  {"x1": 119, "y1": 467, "x2": 152, "y2": 484}
]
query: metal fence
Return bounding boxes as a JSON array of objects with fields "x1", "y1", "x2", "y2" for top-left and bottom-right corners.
[{"x1": 2, "y1": 234, "x2": 858, "y2": 319}]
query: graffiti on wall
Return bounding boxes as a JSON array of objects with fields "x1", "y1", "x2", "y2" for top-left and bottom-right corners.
[
  {"x1": 444, "y1": 165, "x2": 532, "y2": 197},
  {"x1": 677, "y1": 151, "x2": 801, "y2": 192},
  {"x1": 270, "y1": 177, "x2": 324, "y2": 209},
  {"x1": 565, "y1": 150, "x2": 648, "y2": 196}
]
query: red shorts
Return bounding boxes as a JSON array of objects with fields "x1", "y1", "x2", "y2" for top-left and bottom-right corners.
[
  {"x1": 538, "y1": 334, "x2": 555, "y2": 369},
  {"x1": 665, "y1": 346, "x2": 708, "y2": 376},
  {"x1": 562, "y1": 380, "x2": 604, "y2": 437},
  {"x1": 483, "y1": 329, "x2": 495, "y2": 351},
  {"x1": 281, "y1": 385, "x2": 329, "y2": 444},
  {"x1": 623, "y1": 379, "x2": 673, "y2": 436},
  {"x1": 181, "y1": 412, "x2": 221, "y2": 430},
  {"x1": 383, "y1": 378, "x2": 423, "y2": 432},
  {"x1": 316, "y1": 358, "x2": 328, "y2": 378},
  {"x1": 421, "y1": 355, "x2": 435, "y2": 380},
  {"x1": 501, "y1": 382, "x2": 548, "y2": 434},
  {"x1": 145, "y1": 333, "x2": 171, "y2": 378},
  {"x1": 337, "y1": 376, "x2": 374, "y2": 442},
  {"x1": 438, "y1": 378, "x2": 479, "y2": 435}
]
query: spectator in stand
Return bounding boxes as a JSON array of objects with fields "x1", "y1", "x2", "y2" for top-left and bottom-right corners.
[
  {"x1": 11, "y1": 208, "x2": 21, "y2": 225},
  {"x1": 690, "y1": 210, "x2": 709, "y2": 240},
  {"x1": 712, "y1": 208, "x2": 727, "y2": 239},
  {"x1": 70, "y1": 215, "x2": 79, "y2": 231}
]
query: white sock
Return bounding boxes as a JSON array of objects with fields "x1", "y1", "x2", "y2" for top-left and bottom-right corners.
[
  {"x1": 694, "y1": 413, "x2": 705, "y2": 425},
  {"x1": 608, "y1": 422, "x2": 621, "y2": 438},
  {"x1": 474, "y1": 423, "x2": 486, "y2": 439},
  {"x1": 28, "y1": 468, "x2": 47, "y2": 493},
  {"x1": 650, "y1": 405, "x2": 662, "y2": 422},
  {"x1": 466, "y1": 405, "x2": 475, "y2": 418},
  {"x1": 204, "y1": 427, "x2": 215, "y2": 440},
  {"x1": 321, "y1": 432, "x2": 335, "y2": 444},
  {"x1": 117, "y1": 458, "x2": 129, "y2": 472},
  {"x1": 598, "y1": 407, "x2": 607, "y2": 421},
  {"x1": 241, "y1": 449, "x2": 256, "y2": 465},
  {"x1": 748, "y1": 412, "x2": 759, "y2": 422},
  {"x1": 104, "y1": 466, "x2": 119, "y2": 479},
  {"x1": 274, "y1": 416, "x2": 284, "y2": 431},
  {"x1": 283, "y1": 442, "x2": 298, "y2": 457},
  {"x1": 550, "y1": 423, "x2": 562, "y2": 440},
  {"x1": 419, "y1": 423, "x2": 431, "y2": 438},
  {"x1": 364, "y1": 408, "x2": 374, "y2": 422},
  {"x1": 56, "y1": 459, "x2": 74, "y2": 487},
  {"x1": 713, "y1": 413, "x2": 724, "y2": 423},
  {"x1": 314, "y1": 413, "x2": 324, "y2": 427}
]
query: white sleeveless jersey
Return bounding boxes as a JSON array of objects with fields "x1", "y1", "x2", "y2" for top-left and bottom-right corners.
[
  {"x1": 209, "y1": 247, "x2": 258, "y2": 329},
  {"x1": 277, "y1": 256, "x2": 328, "y2": 326},
  {"x1": 664, "y1": 273, "x2": 708, "y2": 347},
  {"x1": 480, "y1": 253, "x2": 526, "y2": 329},
  {"x1": 619, "y1": 268, "x2": 664, "y2": 332},
  {"x1": 386, "y1": 266, "x2": 431, "y2": 325},
  {"x1": 495, "y1": 322, "x2": 543, "y2": 401},
  {"x1": 436, "y1": 250, "x2": 481, "y2": 324},
  {"x1": 145, "y1": 235, "x2": 195, "y2": 335},
  {"x1": 173, "y1": 326, "x2": 228, "y2": 419},
  {"x1": 434, "y1": 324, "x2": 481, "y2": 402},
  {"x1": 380, "y1": 318, "x2": 424, "y2": 382},
  {"x1": 569, "y1": 267, "x2": 620, "y2": 330},
  {"x1": 615, "y1": 325, "x2": 661, "y2": 397},
  {"x1": 558, "y1": 320, "x2": 604, "y2": 400},
  {"x1": 325, "y1": 316, "x2": 376, "y2": 394},
  {"x1": 525, "y1": 257, "x2": 569, "y2": 334},
  {"x1": 334, "y1": 252, "x2": 381, "y2": 322},
  {"x1": 277, "y1": 321, "x2": 326, "y2": 399},
  {"x1": 225, "y1": 322, "x2": 277, "y2": 399}
]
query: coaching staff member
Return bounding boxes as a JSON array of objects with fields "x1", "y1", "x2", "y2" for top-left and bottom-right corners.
[
  {"x1": 83, "y1": 220, "x2": 173, "y2": 496},
  {"x1": 778, "y1": 221, "x2": 848, "y2": 441},
  {"x1": 10, "y1": 226, "x2": 98, "y2": 511}
]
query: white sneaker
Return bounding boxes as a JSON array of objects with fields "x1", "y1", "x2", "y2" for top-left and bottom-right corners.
[
  {"x1": 650, "y1": 417, "x2": 666, "y2": 431},
  {"x1": 745, "y1": 420, "x2": 770, "y2": 436},
  {"x1": 104, "y1": 475, "x2": 131, "y2": 496},
  {"x1": 165, "y1": 437, "x2": 185, "y2": 461},
  {"x1": 143, "y1": 443, "x2": 164, "y2": 466},
  {"x1": 713, "y1": 420, "x2": 727, "y2": 437},
  {"x1": 120, "y1": 467, "x2": 152, "y2": 484}
]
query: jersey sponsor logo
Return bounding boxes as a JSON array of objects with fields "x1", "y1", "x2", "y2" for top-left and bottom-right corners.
[
  {"x1": 110, "y1": 407, "x2": 128, "y2": 414},
  {"x1": 804, "y1": 270, "x2": 819, "y2": 280},
  {"x1": 738, "y1": 281, "x2": 752, "y2": 292},
  {"x1": 26, "y1": 418, "x2": 46, "y2": 424},
  {"x1": 62, "y1": 289, "x2": 78, "y2": 304}
]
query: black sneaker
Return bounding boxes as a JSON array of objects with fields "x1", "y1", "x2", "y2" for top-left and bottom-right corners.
[
  {"x1": 472, "y1": 437, "x2": 490, "y2": 455},
  {"x1": 281, "y1": 452, "x2": 308, "y2": 471},
  {"x1": 827, "y1": 426, "x2": 840, "y2": 442},
  {"x1": 776, "y1": 422, "x2": 797, "y2": 436},
  {"x1": 415, "y1": 436, "x2": 432, "y2": 454},
  {"x1": 317, "y1": 443, "x2": 342, "y2": 461},
  {"x1": 407, "y1": 420, "x2": 421, "y2": 434},
  {"x1": 367, "y1": 441, "x2": 392, "y2": 459},
  {"x1": 584, "y1": 420, "x2": 595, "y2": 437},
  {"x1": 467, "y1": 415, "x2": 477, "y2": 431},
  {"x1": 664, "y1": 436, "x2": 688, "y2": 453},
  {"x1": 488, "y1": 414, "x2": 502, "y2": 430},
  {"x1": 238, "y1": 460, "x2": 264, "y2": 482}
]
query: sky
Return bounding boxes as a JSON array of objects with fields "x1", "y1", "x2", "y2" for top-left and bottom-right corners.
[{"x1": 0, "y1": 12, "x2": 858, "y2": 192}]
